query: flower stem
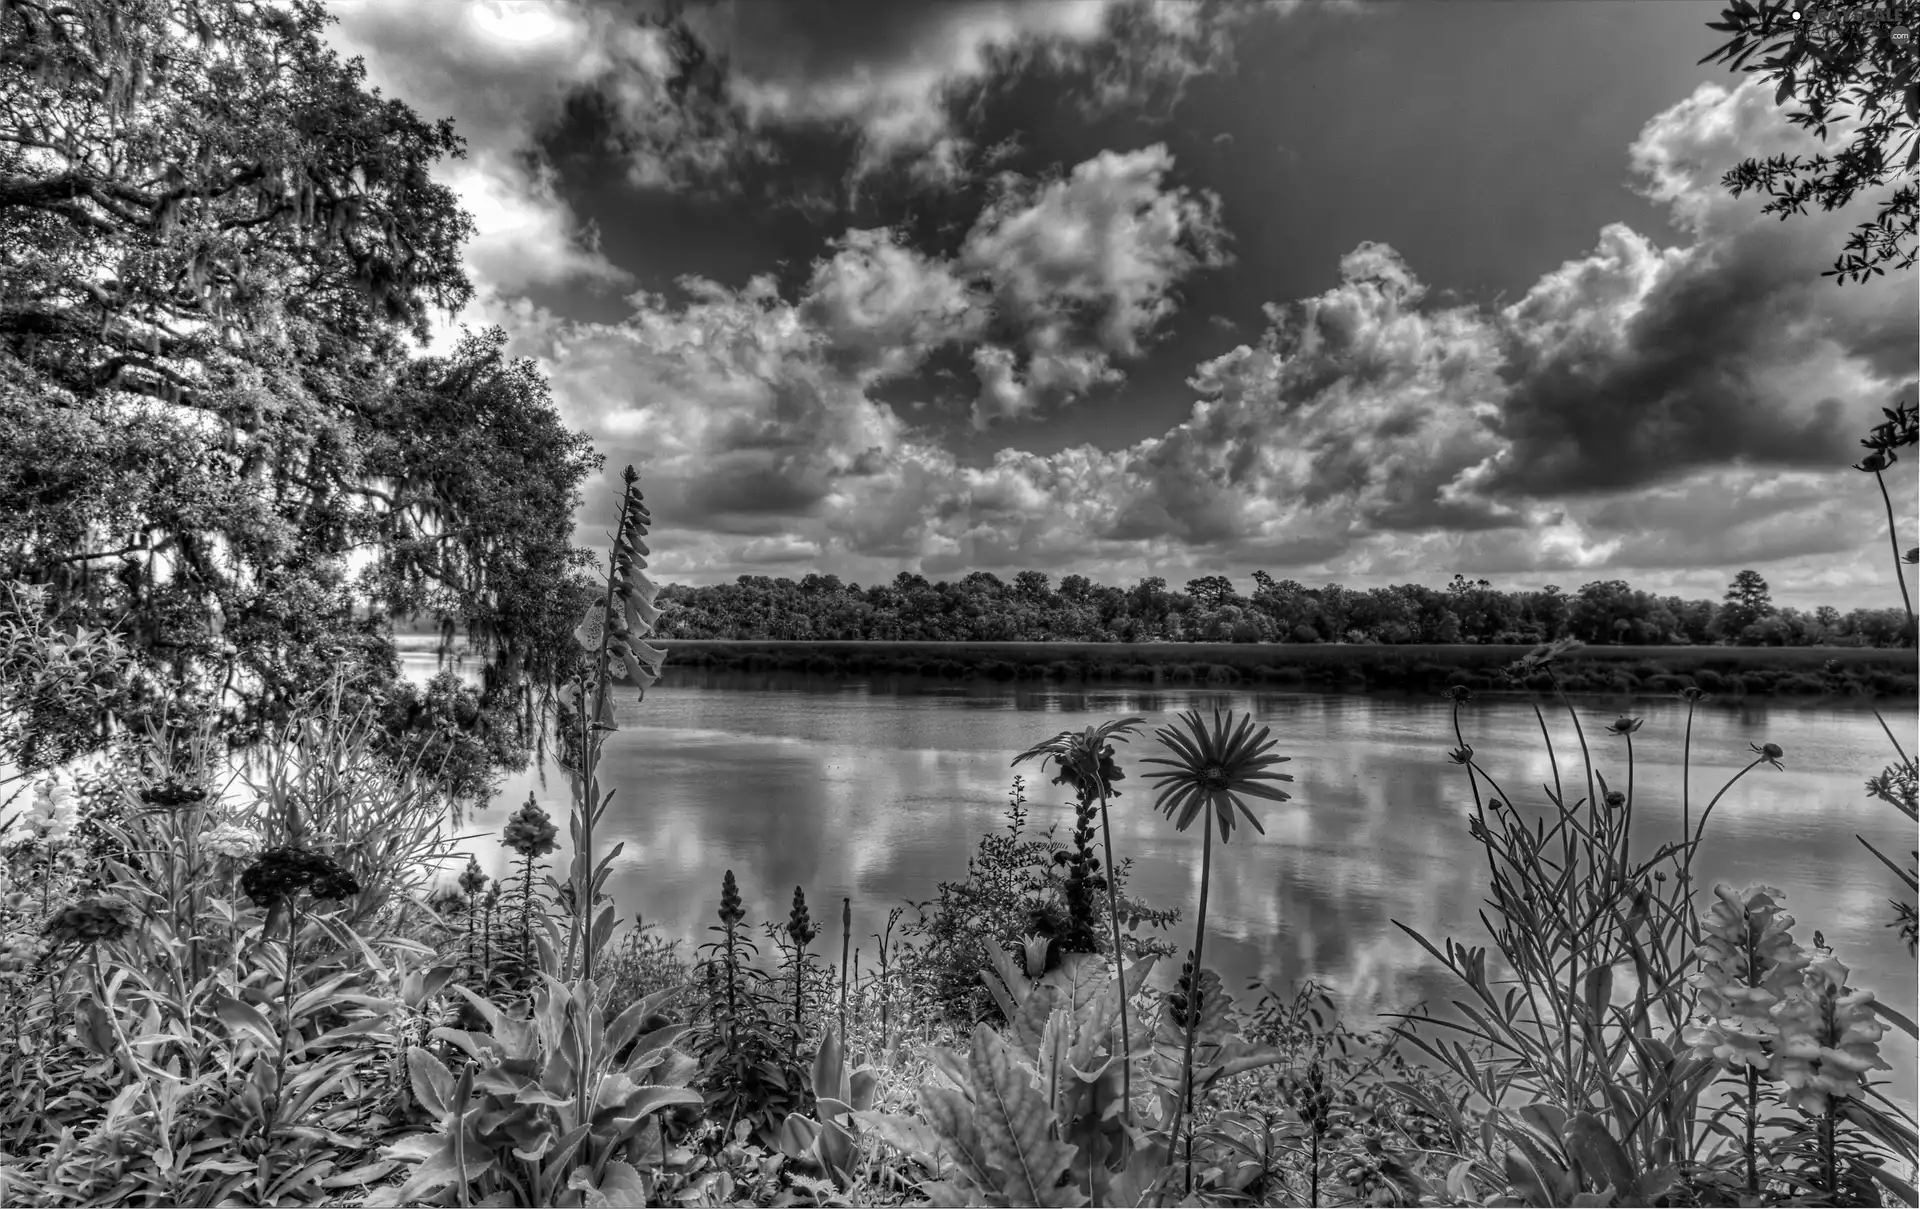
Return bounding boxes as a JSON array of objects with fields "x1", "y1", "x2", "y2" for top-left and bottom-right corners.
[
  {"x1": 1177, "y1": 818, "x2": 1214, "y2": 1198},
  {"x1": 1874, "y1": 469, "x2": 1914, "y2": 636},
  {"x1": 1094, "y1": 785, "x2": 1134, "y2": 1128},
  {"x1": 1744, "y1": 1066, "x2": 1759, "y2": 1196}
]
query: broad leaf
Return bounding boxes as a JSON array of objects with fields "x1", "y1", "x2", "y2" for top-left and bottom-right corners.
[{"x1": 967, "y1": 1026, "x2": 1087, "y2": 1207}]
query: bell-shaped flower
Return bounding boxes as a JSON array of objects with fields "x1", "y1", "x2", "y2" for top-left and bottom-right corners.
[{"x1": 573, "y1": 602, "x2": 606, "y2": 652}]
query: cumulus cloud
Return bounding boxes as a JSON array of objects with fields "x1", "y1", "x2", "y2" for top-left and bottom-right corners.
[
  {"x1": 468, "y1": 73, "x2": 1908, "y2": 609},
  {"x1": 798, "y1": 229, "x2": 987, "y2": 380},
  {"x1": 535, "y1": 0, "x2": 1311, "y2": 193},
  {"x1": 1468, "y1": 79, "x2": 1915, "y2": 498},
  {"x1": 960, "y1": 145, "x2": 1231, "y2": 425},
  {"x1": 325, "y1": 2, "x2": 634, "y2": 297}
]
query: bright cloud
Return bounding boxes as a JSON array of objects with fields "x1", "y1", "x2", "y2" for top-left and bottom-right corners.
[{"x1": 326, "y1": 1, "x2": 633, "y2": 297}]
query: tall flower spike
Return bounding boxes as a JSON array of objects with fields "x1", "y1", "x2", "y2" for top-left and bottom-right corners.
[{"x1": 1769, "y1": 951, "x2": 1892, "y2": 1114}]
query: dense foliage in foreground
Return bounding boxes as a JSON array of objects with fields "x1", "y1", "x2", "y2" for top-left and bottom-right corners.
[{"x1": 1, "y1": 468, "x2": 1914, "y2": 1207}]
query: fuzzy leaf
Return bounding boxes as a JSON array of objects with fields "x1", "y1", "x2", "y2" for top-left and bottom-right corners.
[
  {"x1": 967, "y1": 1026, "x2": 1087, "y2": 1207},
  {"x1": 1564, "y1": 1113, "x2": 1633, "y2": 1195},
  {"x1": 921, "y1": 1085, "x2": 997, "y2": 1193},
  {"x1": 855, "y1": 1110, "x2": 945, "y2": 1168},
  {"x1": 406, "y1": 1048, "x2": 455, "y2": 1119}
]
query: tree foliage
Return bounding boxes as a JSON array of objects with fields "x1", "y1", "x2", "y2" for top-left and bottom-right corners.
[
  {"x1": 1702, "y1": 0, "x2": 1920, "y2": 282},
  {"x1": 0, "y1": 0, "x2": 599, "y2": 791},
  {"x1": 651, "y1": 571, "x2": 1911, "y2": 649}
]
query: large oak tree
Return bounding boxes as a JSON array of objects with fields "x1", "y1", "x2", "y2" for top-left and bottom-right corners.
[{"x1": 0, "y1": 0, "x2": 601, "y2": 796}]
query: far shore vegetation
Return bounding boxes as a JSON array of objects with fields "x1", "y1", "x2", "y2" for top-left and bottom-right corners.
[{"x1": 648, "y1": 638, "x2": 1919, "y2": 701}]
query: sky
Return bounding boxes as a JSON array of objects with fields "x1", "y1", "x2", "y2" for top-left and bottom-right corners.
[{"x1": 323, "y1": 0, "x2": 1919, "y2": 612}]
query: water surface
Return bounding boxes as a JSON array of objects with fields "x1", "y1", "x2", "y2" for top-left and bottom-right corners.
[{"x1": 406, "y1": 646, "x2": 1918, "y2": 1108}]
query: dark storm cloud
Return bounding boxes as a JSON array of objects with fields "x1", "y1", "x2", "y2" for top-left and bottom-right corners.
[{"x1": 1486, "y1": 227, "x2": 1858, "y2": 497}]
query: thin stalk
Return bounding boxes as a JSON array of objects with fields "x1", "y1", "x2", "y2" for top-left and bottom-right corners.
[
  {"x1": 1176, "y1": 818, "x2": 1215, "y2": 1198},
  {"x1": 839, "y1": 897, "x2": 851, "y2": 1045},
  {"x1": 1452, "y1": 702, "x2": 1496, "y2": 888},
  {"x1": 1094, "y1": 784, "x2": 1135, "y2": 1128},
  {"x1": 1680, "y1": 697, "x2": 1697, "y2": 862},
  {"x1": 581, "y1": 485, "x2": 636, "y2": 987},
  {"x1": 1622, "y1": 731, "x2": 1636, "y2": 873},
  {"x1": 1874, "y1": 468, "x2": 1914, "y2": 634},
  {"x1": 1873, "y1": 706, "x2": 1912, "y2": 773},
  {"x1": 266, "y1": 898, "x2": 301, "y2": 1188},
  {"x1": 1744, "y1": 1066, "x2": 1760, "y2": 1196},
  {"x1": 1685, "y1": 758, "x2": 1769, "y2": 888},
  {"x1": 1551, "y1": 670, "x2": 1600, "y2": 1110},
  {"x1": 1822, "y1": 1105, "x2": 1837, "y2": 1199}
]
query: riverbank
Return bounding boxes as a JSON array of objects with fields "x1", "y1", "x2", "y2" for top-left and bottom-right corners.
[{"x1": 649, "y1": 639, "x2": 1918, "y2": 700}]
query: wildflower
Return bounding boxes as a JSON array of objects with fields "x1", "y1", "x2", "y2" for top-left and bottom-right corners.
[
  {"x1": 10, "y1": 775, "x2": 78, "y2": 848},
  {"x1": 1750, "y1": 742, "x2": 1785, "y2": 769},
  {"x1": 200, "y1": 822, "x2": 257, "y2": 861},
  {"x1": 788, "y1": 886, "x2": 817, "y2": 948},
  {"x1": 717, "y1": 869, "x2": 745, "y2": 929},
  {"x1": 1020, "y1": 932, "x2": 1052, "y2": 978},
  {"x1": 1605, "y1": 790, "x2": 1626, "y2": 808},
  {"x1": 572, "y1": 602, "x2": 607, "y2": 653},
  {"x1": 1140, "y1": 708, "x2": 1295, "y2": 842},
  {"x1": 1012, "y1": 718, "x2": 1145, "y2": 803},
  {"x1": 1605, "y1": 716, "x2": 1643, "y2": 736},
  {"x1": 1447, "y1": 744, "x2": 1473, "y2": 766},
  {"x1": 1681, "y1": 885, "x2": 1808, "y2": 1072},
  {"x1": 1770, "y1": 952, "x2": 1892, "y2": 1115},
  {"x1": 458, "y1": 855, "x2": 488, "y2": 898},
  {"x1": 239, "y1": 847, "x2": 360, "y2": 909},
  {"x1": 1443, "y1": 685, "x2": 1474, "y2": 704},
  {"x1": 1674, "y1": 686, "x2": 1711, "y2": 704},
  {"x1": 43, "y1": 896, "x2": 135, "y2": 947},
  {"x1": 501, "y1": 794, "x2": 558, "y2": 859}
]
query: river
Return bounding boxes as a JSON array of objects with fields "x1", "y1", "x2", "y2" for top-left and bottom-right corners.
[{"x1": 402, "y1": 646, "x2": 1918, "y2": 1108}]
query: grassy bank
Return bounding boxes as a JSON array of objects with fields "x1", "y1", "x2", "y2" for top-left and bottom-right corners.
[{"x1": 658, "y1": 639, "x2": 1919, "y2": 700}]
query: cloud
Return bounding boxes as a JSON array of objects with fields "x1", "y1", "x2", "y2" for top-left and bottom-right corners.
[
  {"x1": 461, "y1": 74, "x2": 1908, "y2": 612},
  {"x1": 556, "y1": 0, "x2": 1312, "y2": 193},
  {"x1": 325, "y1": 2, "x2": 634, "y2": 297},
  {"x1": 1468, "y1": 78, "x2": 1914, "y2": 498},
  {"x1": 798, "y1": 229, "x2": 987, "y2": 380},
  {"x1": 960, "y1": 145, "x2": 1231, "y2": 425}
]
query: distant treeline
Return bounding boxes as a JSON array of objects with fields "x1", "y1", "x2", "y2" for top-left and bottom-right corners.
[
  {"x1": 658, "y1": 640, "x2": 1918, "y2": 700},
  {"x1": 653, "y1": 569, "x2": 1915, "y2": 649}
]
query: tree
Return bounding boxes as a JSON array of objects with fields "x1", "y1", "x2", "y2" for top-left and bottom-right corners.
[
  {"x1": 1815, "y1": 603, "x2": 1843, "y2": 637},
  {"x1": 1722, "y1": 568, "x2": 1777, "y2": 634},
  {"x1": 1013, "y1": 569, "x2": 1053, "y2": 601},
  {"x1": 0, "y1": 1, "x2": 593, "y2": 785},
  {"x1": 1702, "y1": 0, "x2": 1920, "y2": 283},
  {"x1": 1183, "y1": 575, "x2": 1236, "y2": 611}
]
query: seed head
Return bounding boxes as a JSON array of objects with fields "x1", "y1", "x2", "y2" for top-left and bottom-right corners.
[{"x1": 788, "y1": 886, "x2": 817, "y2": 948}]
